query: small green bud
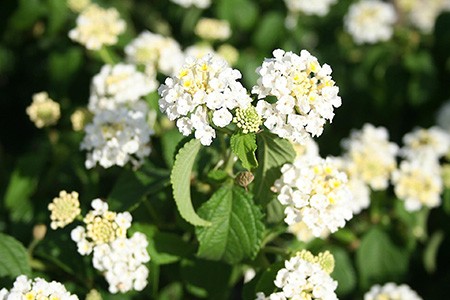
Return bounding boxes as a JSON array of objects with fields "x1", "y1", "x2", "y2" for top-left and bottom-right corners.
[{"x1": 233, "y1": 106, "x2": 262, "y2": 134}]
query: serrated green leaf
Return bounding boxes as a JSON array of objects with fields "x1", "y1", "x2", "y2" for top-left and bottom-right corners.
[
  {"x1": 0, "y1": 233, "x2": 31, "y2": 278},
  {"x1": 196, "y1": 185, "x2": 264, "y2": 264},
  {"x1": 252, "y1": 132, "x2": 295, "y2": 205},
  {"x1": 356, "y1": 227, "x2": 409, "y2": 289},
  {"x1": 230, "y1": 132, "x2": 258, "y2": 171},
  {"x1": 171, "y1": 139, "x2": 211, "y2": 227}
]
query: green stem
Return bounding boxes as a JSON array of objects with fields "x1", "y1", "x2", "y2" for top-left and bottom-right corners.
[
  {"x1": 98, "y1": 47, "x2": 115, "y2": 64},
  {"x1": 151, "y1": 263, "x2": 160, "y2": 298}
]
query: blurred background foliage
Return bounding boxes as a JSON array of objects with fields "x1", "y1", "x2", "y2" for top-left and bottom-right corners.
[{"x1": 1, "y1": 0, "x2": 450, "y2": 299}]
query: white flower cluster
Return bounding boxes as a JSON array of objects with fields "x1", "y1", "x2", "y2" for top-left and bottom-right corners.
[
  {"x1": 81, "y1": 103, "x2": 152, "y2": 169},
  {"x1": 194, "y1": 18, "x2": 232, "y2": 41},
  {"x1": 274, "y1": 155, "x2": 354, "y2": 238},
  {"x1": 69, "y1": 199, "x2": 151, "y2": 293},
  {"x1": 284, "y1": 0, "x2": 337, "y2": 16},
  {"x1": 341, "y1": 123, "x2": 399, "y2": 190},
  {"x1": 68, "y1": 4, "x2": 126, "y2": 50},
  {"x1": 334, "y1": 157, "x2": 371, "y2": 215},
  {"x1": 364, "y1": 282, "x2": 423, "y2": 300},
  {"x1": 392, "y1": 127, "x2": 450, "y2": 211},
  {"x1": 253, "y1": 49, "x2": 342, "y2": 144},
  {"x1": 89, "y1": 63, "x2": 157, "y2": 112},
  {"x1": 158, "y1": 54, "x2": 252, "y2": 145},
  {"x1": 71, "y1": 199, "x2": 132, "y2": 255},
  {"x1": 169, "y1": 0, "x2": 211, "y2": 8},
  {"x1": 396, "y1": 0, "x2": 450, "y2": 33},
  {"x1": 125, "y1": 31, "x2": 185, "y2": 76},
  {"x1": 344, "y1": 0, "x2": 397, "y2": 44},
  {"x1": 0, "y1": 275, "x2": 78, "y2": 300},
  {"x1": 256, "y1": 251, "x2": 338, "y2": 300},
  {"x1": 93, "y1": 233, "x2": 150, "y2": 294}
]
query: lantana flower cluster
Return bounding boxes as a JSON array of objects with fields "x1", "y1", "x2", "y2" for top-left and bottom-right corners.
[
  {"x1": 341, "y1": 123, "x2": 398, "y2": 191},
  {"x1": 273, "y1": 155, "x2": 354, "y2": 239},
  {"x1": 48, "y1": 190, "x2": 81, "y2": 230},
  {"x1": 68, "y1": 3, "x2": 126, "y2": 50},
  {"x1": 0, "y1": 275, "x2": 78, "y2": 300},
  {"x1": 392, "y1": 127, "x2": 450, "y2": 211},
  {"x1": 158, "y1": 53, "x2": 252, "y2": 145},
  {"x1": 52, "y1": 198, "x2": 152, "y2": 294},
  {"x1": 344, "y1": 0, "x2": 397, "y2": 44},
  {"x1": 396, "y1": 0, "x2": 450, "y2": 33},
  {"x1": 256, "y1": 250, "x2": 338, "y2": 300},
  {"x1": 253, "y1": 49, "x2": 342, "y2": 144},
  {"x1": 284, "y1": 0, "x2": 337, "y2": 17},
  {"x1": 26, "y1": 91, "x2": 61, "y2": 129},
  {"x1": 364, "y1": 282, "x2": 423, "y2": 300}
]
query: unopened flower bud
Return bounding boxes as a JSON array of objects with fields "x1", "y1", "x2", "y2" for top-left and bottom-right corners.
[
  {"x1": 236, "y1": 171, "x2": 255, "y2": 188},
  {"x1": 33, "y1": 224, "x2": 47, "y2": 241}
]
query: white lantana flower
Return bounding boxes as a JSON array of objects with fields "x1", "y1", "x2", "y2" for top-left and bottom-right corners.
[
  {"x1": 125, "y1": 31, "x2": 185, "y2": 76},
  {"x1": 195, "y1": 18, "x2": 232, "y2": 41},
  {"x1": 344, "y1": 0, "x2": 397, "y2": 44},
  {"x1": 400, "y1": 126, "x2": 450, "y2": 160},
  {"x1": 253, "y1": 49, "x2": 342, "y2": 144},
  {"x1": 70, "y1": 199, "x2": 132, "y2": 255},
  {"x1": 284, "y1": 0, "x2": 337, "y2": 16},
  {"x1": 256, "y1": 251, "x2": 338, "y2": 300},
  {"x1": 0, "y1": 275, "x2": 79, "y2": 300},
  {"x1": 169, "y1": 0, "x2": 211, "y2": 8},
  {"x1": 274, "y1": 155, "x2": 354, "y2": 238},
  {"x1": 81, "y1": 102, "x2": 153, "y2": 169},
  {"x1": 89, "y1": 64, "x2": 157, "y2": 113},
  {"x1": 392, "y1": 157, "x2": 443, "y2": 211},
  {"x1": 396, "y1": 0, "x2": 450, "y2": 33},
  {"x1": 341, "y1": 123, "x2": 399, "y2": 190},
  {"x1": 364, "y1": 282, "x2": 423, "y2": 300},
  {"x1": 92, "y1": 232, "x2": 150, "y2": 294},
  {"x1": 158, "y1": 54, "x2": 252, "y2": 146},
  {"x1": 68, "y1": 4, "x2": 126, "y2": 50}
]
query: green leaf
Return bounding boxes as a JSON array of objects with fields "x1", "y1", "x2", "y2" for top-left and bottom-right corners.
[
  {"x1": 216, "y1": 0, "x2": 258, "y2": 30},
  {"x1": 0, "y1": 233, "x2": 31, "y2": 278},
  {"x1": 196, "y1": 185, "x2": 264, "y2": 264},
  {"x1": 329, "y1": 246, "x2": 356, "y2": 296},
  {"x1": 356, "y1": 227, "x2": 409, "y2": 289},
  {"x1": 171, "y1": 139, "x2": 211, "y2": 227},
  {"x1": 130, "y1": 224, "x2": 195, "y2": 265},
  {"x1": 423, "y1": 230, "x2": 444, "y2": 273},
  {"x1": 252, "y1": 132, "x2": 296, "y2": 205},
  {"x1": 230, "y1": 132, "x2": 258, "y2": 171},
  {"x1": 252, "y1": 12, "x2": 285, "y2": 52}
]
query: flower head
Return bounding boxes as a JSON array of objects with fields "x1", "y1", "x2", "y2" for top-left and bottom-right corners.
[
  {"x1": 233, "y1": 106, "x2": 262, "y2": 134},
  {"x1": 400, "y1": 126, "x2": 450, "y2": 161},
  {"x1": 364, "y1": 282, "x2": 423, "y2": 300},
  {"x1": 253, "y1": 49, "x2": 342, "y2": 143},
  {"x1": 71, "y1": 108, "x2": 92, "y2": 131},
  {"x1": 342, "y1": 124, "x2": 398, "y2": 190},
  {"x1": 89, "y1": 64, "x2": 157, "y2": 113},
  {"x1": 92, "y1": 232, "x2": 150, "y2": 293},
  {"x1": 158, "y1": 54, "x2": 252, "y2": 145},
  {"x1": 68, "y1": 4, "x2": 126, "y2": 50},
  {"x1": 392, "y1": 158, "x2": 443, "y2": 211},
  {"x1": 257, "y1": 251, "x2": 338, "y2": 300},
  {"x1": 26, "y1": 92, "x2": 60, "y2": 128},
  {"x1": 344, "y1": 0, "x2": 397, "y2": 44},
  {"x1": 0, "y1": 275, "x2": 78, "y2": 300},
  {"x1": 81, "y1": 102, "x2": 153, "y2": 169},
  {"x1": 71, "y1": 199, "x2": 132, "y2": 255},
  {"x1": 48, "y1": 190, "x2": 81, "y2": 230},
  {"x1": 67, "y1": 0, "x2": 90, "y2": 13},
  {"x1": 195, "y1": 18, "x2": 231, "y2": 41},
  {"x1": 125, "y1": 31, "x2": 184, "y2": 76},
  {"x1": 284, "y1": 0, "x2": 337, "y2": 16},
  {"x1": 396, "y1": 0, "x2": 450, "y2": 33},
  {"x1": 274, "y1": 155, "x2": 354, "y2": 238}
]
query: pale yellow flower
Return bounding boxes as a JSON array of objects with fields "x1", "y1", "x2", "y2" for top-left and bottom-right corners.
[
  {"x1": 26, "y1": 92, "x2": 60, "y2": 128},
  {"x1": 194, "y1": 18, "x2": 231, "y2": 41},
  {"x1": 48, "y1": 191, "x2": 81, "y2": 229}
]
